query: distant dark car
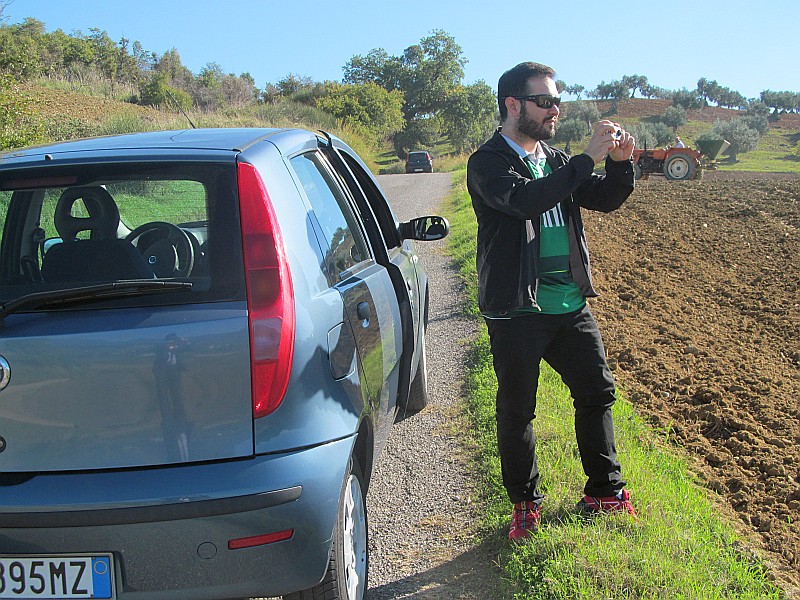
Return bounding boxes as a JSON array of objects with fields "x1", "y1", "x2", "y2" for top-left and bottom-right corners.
[
  {"x1": 405, "y1": 150, "x2": 433, "y2": 173},
  {"x1": 0, "y1": 128, "x2": 449, "y2": 600}
]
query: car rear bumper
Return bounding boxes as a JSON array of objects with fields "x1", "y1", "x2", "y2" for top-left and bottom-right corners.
[{"x1": 0, "y1": 436, "x2": 354, "y2": 599}]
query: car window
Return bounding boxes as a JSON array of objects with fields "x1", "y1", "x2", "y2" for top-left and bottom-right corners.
[
  {"x1": 0, "y1": 162, "x2": 244, "y2": 307},
  {"x1": 0, "y1": 190, "x2": 9, "y2": 248},
  {"x1": 339, "y1": 151, "x2": 401, "y2": 250},
  {"x1": 38, "y1": 180, "x2": 207, "y2": 240},
  {"x1": 290, "y1": 152, "x2": 370, "y2": 281}
]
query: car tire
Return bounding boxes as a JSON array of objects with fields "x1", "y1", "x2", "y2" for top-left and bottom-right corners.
[{"x1": 284, "y1": 457, "x2": 368, "y2": 600}]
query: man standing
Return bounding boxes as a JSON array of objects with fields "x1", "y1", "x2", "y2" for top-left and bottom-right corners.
[{"x1": 467, "y1": 62, "x2": 636, "y2": 542}]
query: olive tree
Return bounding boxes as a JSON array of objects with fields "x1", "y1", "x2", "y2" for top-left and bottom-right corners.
[
  {"x1": 629, "y1": 122, "x2": 673, "y2": 149},
  {"x1": 563, "y1": 100, "x2": 600, "y2": 135},
  {"x1": 564, "y1": 83, "x2": 585, "y2": 99},
  {"x1": 672, "y1": 88, "x2": 704, "y2": 110},
  {"x1": 553, "y1": 118, "x2": 587, "y2": 154},
  {"x1": 760, "y1": 89, "x2": 800, "y2": 115},
  {"x1": 661, "y1": 105, "x2": 687, "y2": 134},
  {"x1": 590, "y1": 80, "x2": 628, "y2": 114},
  {"x1": 622, "y1": 74, "x2": 649, "y2": 98},
  {"x1": 711, "y1": 118, "x2": 761, "y2": 161}
]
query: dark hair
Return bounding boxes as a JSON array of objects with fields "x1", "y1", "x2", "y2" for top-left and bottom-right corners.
[{"x1": 497, "y1": 62, "x2": 556, "y2": 121}]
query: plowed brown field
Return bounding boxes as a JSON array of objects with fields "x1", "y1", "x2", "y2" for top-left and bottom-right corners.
[{"x1": 586, "y1": 170, "x2": 800, "y2": 594}]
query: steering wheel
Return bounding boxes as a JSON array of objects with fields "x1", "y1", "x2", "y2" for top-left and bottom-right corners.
[{"x1": 125, "y1": 222, "x2": 195, "y2": 278}]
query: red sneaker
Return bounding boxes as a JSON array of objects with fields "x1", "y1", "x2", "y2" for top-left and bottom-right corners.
[
  {"x1": 508, "y1": 500, "x2": 540, "y2": 542},
  {"x1": 577, "y1": 489, "x2": 636, "y2": 516}
]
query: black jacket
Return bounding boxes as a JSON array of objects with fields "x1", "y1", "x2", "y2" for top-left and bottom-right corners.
[{"x1": 466, "y1": 129, "x2": 634, "y2": 313}]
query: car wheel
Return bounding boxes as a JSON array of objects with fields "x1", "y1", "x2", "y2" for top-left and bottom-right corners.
[{"x1": 284, "y1": 458, "x2": 368, "y2": 600}]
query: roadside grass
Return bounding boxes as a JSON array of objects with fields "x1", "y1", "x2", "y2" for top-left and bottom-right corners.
[
  {"x1": 442, "y1": 167, "x2": 782, "y2": 599},
  {"x1": 28, "y1": 75, "x2": 138, "y2": 103}
]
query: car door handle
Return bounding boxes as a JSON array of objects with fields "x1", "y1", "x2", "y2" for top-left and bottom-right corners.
[{"x1": 356, "y1": 301, "x2": 370, "y2": 323}]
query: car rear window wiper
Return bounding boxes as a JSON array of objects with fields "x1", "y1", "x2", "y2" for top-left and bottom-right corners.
[{"x1": 0, "y1": 281, "x2": 192, "y2": 326}]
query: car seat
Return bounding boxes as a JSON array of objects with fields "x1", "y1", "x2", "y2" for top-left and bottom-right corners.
[{"x1": 41, "y1": 186, "x2": 155, "y2": 283}]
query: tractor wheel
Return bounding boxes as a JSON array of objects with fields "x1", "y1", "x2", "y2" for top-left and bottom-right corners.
[
  {"x1": 663, "y1": 154, "x2": 696, "y2": 181},
  {"x1": 633, "y1": 162, "x2": 643, "y2": 180}
]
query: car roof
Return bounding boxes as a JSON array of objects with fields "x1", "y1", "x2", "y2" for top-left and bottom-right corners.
[{"x1": 0, "y1": 128, "x2": 327, "y2": 164}]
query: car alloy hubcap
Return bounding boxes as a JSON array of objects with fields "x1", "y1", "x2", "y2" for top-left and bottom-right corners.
[
  {"x1": 343, "y1": 473, "x2": 367, "y2": 599},
  {"x1": 0, "y1": 356, "x2": 9, "y2": 391}
]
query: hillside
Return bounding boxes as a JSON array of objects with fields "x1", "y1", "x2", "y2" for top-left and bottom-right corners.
[
  {"x1": 20, "y1": 85, "x2": 159, "y2": 124},
  {"x1": 16, "y1": 85, "x2": 800, "y2": 142},
  {"x1": 591, "y1": 96, "x2": 800, "y2": 129}
]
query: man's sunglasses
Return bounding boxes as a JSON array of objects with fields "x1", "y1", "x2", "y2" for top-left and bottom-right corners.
[{"x1": 507, "y1": 94, "x2": 561, "y2": 109}]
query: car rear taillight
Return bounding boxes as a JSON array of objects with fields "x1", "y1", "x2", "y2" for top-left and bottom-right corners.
[{"x1": 237, "y1": 161, "x2": 295, "y2": 419}]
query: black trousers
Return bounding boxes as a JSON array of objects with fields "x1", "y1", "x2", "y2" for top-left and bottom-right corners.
[{"x1": 485, "y1": 304, "x2": 625, "y2": 504}]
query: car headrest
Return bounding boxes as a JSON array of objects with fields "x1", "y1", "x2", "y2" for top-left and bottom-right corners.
[{"x1": 54, "y1": 186, "x2": 120, "y2": 241}]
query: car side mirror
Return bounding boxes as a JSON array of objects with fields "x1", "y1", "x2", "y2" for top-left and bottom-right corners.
[{"x1": 398, "y1": 216, "x2": 450, "y2": 241}]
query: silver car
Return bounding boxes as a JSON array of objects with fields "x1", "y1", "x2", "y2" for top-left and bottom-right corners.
[{"x1": 0, "y1": 128, "x2": 447, "y2": 599}]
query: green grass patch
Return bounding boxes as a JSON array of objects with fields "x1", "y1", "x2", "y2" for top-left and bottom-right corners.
[
  {"x1": 443, "y1": 166, "x2": 782, "y2": 599},
  {"x1": 718, "y1": 128, "x2": 800, "y2": 173}
]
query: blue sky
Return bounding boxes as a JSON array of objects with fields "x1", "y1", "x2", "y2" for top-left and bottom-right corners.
[{"x1": 4, "y1": 0, "x2": 799, "y2": 100}]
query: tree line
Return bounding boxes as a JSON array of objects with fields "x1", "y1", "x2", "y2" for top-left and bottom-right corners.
[{"x1": 1, "y1": 11, "x2": 797, "y2": 158}]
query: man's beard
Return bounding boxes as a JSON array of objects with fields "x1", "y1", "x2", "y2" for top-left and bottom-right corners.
[{"x1": 518, "y1": 102, "x2": 556, "y2": 141}]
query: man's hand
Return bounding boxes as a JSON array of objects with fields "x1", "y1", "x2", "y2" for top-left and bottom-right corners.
[{"x1": 583, "y1": 120, "x2": 635, "y2": 164}]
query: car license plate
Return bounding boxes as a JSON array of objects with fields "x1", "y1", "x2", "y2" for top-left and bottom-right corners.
[
  {"x1": 0, "y1": 555, "x2": 113, "y2": 599},
  {"x1": 414, "y1": 168, "x2": 423, "y2": 172}
]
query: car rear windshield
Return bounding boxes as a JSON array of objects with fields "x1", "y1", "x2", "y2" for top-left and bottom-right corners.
[
  {"x1": 408, "y1": 152, "x2": 429, "y2": 162},
  {"x1": 0, "y1": 161, "x2": 245, "y2": 308}
]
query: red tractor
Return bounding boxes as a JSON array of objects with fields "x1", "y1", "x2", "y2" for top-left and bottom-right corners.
[{"x1": 632, "y1": 139, "x2": 730, "y2": 181}]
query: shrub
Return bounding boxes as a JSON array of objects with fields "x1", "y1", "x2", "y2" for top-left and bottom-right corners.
[
  {"x1": 630, "y1": 121, "x2": 673, "y2": 149},
  {"x1": 0, "y1": 73, "x2": 45, "y2": 149},
  {"x1": 711, "y1": 118, "x2": 761, "y2": 161},
  {"x1": 43, "y1": 114, "x2": 92, "y2": 141}
]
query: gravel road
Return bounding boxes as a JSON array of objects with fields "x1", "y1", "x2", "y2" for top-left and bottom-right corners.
[
  {"x1": 365, "y1": 173, "x2": 501, "y2": 599},
  {"x1": 262, "y1": 173, "x2": 501, "y2": 600}
]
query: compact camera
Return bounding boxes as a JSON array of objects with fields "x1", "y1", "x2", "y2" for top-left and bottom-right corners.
[{"x1": 613, "y1": 127, "x2": 623, "y2": 139}]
